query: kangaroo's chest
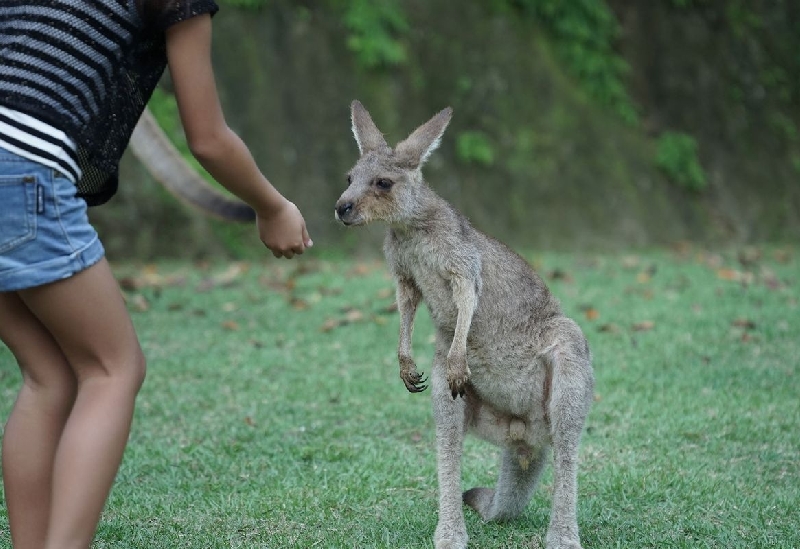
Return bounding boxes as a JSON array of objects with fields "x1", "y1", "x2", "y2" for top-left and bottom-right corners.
[
  {"x1": 410, "y1": 261, "x2": 460, "y2": 329},
  {"x1": 387, "y1": 239, "x2": 461, "y2": 330}
]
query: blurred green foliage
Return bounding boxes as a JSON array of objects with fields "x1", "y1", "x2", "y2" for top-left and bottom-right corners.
[
  {"x1": 669, "y1": 0, "x2": 698, "y2": 7},
  {"x1": 655, "y1": 132, "x2": 707, "y2": 192},
  {"x1": 120, "y1": 0, "x2": 800, "y2": 259},
  {"x1": 456, "y1": 131, "x2": 495, "y2": 167},
  {"x1": 502, "y1": 0, "x2": 638, "y2": 124},
  {"x1": 219, "y1": 0, "x2": 268, "y2": 8},
  {"x1": 147, "y1": 89, "x2": 182, "y2": 148},
  {"x1": 337, "y1": 0, "x2": 409, "y2": 69},
  {"x1": 221, "y1": 0, "x2": 411, "y2": 70}
]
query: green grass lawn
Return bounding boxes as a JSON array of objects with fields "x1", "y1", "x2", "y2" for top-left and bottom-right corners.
[{"x1": 1, "y1": 245, "x2": 798, "y2": 548}]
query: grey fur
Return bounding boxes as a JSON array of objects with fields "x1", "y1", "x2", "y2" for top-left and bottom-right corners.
[{"x1": 336, "y1": 101, "x2": 594, "y2": 549}]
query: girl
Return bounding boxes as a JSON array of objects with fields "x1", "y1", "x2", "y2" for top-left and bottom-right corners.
[{"x1": 0, "y1": 1, "x2": 312, "y2": 547}]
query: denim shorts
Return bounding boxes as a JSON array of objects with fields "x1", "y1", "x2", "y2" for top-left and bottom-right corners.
[{"x1": 0, "y1": 145, "x2": 105, "y2": 291}]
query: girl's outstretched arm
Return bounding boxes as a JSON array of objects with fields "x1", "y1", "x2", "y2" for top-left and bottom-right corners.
[{"x1": 165, "y1": 14, "x2": 311, "y2": 258}]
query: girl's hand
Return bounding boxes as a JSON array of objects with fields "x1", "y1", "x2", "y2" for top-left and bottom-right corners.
[{"x1": 256, "y1": 199, "x2": 313, "y2": 259}]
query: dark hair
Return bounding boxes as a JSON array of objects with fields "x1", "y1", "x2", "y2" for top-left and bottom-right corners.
[{"x1": 135, "y1": 0, "x2": 176, "y2": 25}]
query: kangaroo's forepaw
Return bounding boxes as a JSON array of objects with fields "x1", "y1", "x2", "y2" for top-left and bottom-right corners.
[
  {"x1": 446, "y1": 353, "x2": 470, "y2": 399},
  {"x1": 401, "y1": 369, "x2": 427, "y2": 393},
  {"x1": 399, "y1": 356, "x2": 427, "y2": 393}
]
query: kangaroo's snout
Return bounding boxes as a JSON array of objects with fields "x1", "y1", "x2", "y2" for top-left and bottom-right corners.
[
  {"x1": 336, "y1": 201, "x2": 353, "y2": 219},
  {"x1": 335, "y1": 200, "x2": 358, "y2": 225}
]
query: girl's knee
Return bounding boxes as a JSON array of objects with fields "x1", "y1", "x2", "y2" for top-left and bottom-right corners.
[
  {"x1": 76, "y1": 343, "x2": 147, "y2": 395},
  {"x1": 114, "y1": 342, "x2": 147, "y2": 393},
  {"x1": 130, "y1": 345, "x2": 147, "y2": 392}
]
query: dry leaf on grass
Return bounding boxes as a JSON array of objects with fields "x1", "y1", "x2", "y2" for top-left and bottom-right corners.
[
  {"x1": 740, "y1": 332, "x2": 756, "y2": 343},
  {"x1": 773, "y1": 249, "x2": 791, "y2": 263},
  {"x1": 697, "y1": 252, "x2": 724, "y2": 269},
  {"x1": 716, "y1": 268, "x2": 754, "y2": 285},
  {"x1": 669, "y1": 241, "x2": 693, "y2": 258},
  {"x1": 348, "y1": 262, "x2": 377, "y2": 277},
  {"x1": 290, "y1": 297, "x2": 310, "y2": 310},
  {"x1": 759, "y1": 267, "x2": 783, "y2": 290},
  {"x1": 320, "y1": 309, "x2": 367, "y2": 332},
  {"x1": 127, "y1": 294, "x2": 150, "y2": 312},
  {"x1": 118, "y1": 271, "x2": 186, "y2": 291},
  {"x1": 621, "y1": 255, "x2": 640, "y2": 269},
  {"x1": 377, "y1": 288, "x2": 394, "y2": 299},
  {"x1": 548, "y1": 268, "x2": 574, "y2": 283},
  {"x1": 581, "y1": 306, "x2": 599, "y2": 321},
  {"x1": 221, "y1": 320, "x2": 240, "y2": 331},
  {"x1": 197, "y1": 262, "x2": 249, "y2": 292},
  {"x1": 737, "y1": 247, "x2": 762, "y2": 267},
  {"x1": 320, "y1": 318, "x2": 340, "y2": 332},
  {"x1": 732, "y1": 318, "x2": 756, "y2": 330},
  {"x1": 632, "y1": 320, "x2": 655, "y2": 332},
  {"x1": 597, "y1": 323, "x2": 621, "y2": 334},
  {"x1": 345, "y1": 309, "x2": 364, "y2": 323},
  {"x1": 260, "y1": 276, "x2": 296, "y2": 294}
]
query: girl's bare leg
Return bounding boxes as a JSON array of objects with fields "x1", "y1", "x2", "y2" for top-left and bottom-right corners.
[
  {"x1": 3, "y1": 258, "x2": 146, "y2": 549},
  {"x1": 0, "y1": 293, "x2": 77, "y2": 549}
]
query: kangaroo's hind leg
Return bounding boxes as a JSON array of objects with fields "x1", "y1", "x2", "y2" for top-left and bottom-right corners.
[
  {"x1": 464, "y1": 444, "x2": 548, "y2": 521},
  {"x1": 544, "y1": 324, "x2": 594, "y2": 549},
  {"x1": 430, "y1": 348, "x2": 469, "y2": 549}
]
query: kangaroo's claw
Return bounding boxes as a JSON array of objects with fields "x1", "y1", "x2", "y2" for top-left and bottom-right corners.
[
  {"x1": 449, "y1": 380, "x2": 468, "y2": 399},
  {"x1": 401, "y1": 368, "x2": 428, "y2": 393},
  {"x1": 405, "y1": 377, "x2": 427, "y2": 393},
  {"x1": 446, "y1": 353, "x2": 470, "y2": 399}
]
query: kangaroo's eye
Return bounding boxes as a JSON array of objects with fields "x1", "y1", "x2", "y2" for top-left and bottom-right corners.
[
  {"x1": 346, "y1": 174, "x2": 352, "y2": 186},
  {"x1": 375, "y1": 178, "x2": 394, "y2": 190}
]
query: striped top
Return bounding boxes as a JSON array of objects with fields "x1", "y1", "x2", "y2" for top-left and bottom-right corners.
[
  {"x1": 0, "y1": 0, "x2": 219, "y2": 204},
  {"x1": 0, "y1": 106, "x2": 82, "y2": 182}
]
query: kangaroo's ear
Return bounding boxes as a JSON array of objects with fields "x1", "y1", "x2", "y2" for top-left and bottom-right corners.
[
  {"x1": 394, "y1": 107, "x2": 453, "y2": 169},
  {"x1": 351, "y1": 100, "x2": 389, "y2": 156}
]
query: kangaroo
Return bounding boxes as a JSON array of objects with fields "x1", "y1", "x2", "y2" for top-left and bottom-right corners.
[{"x1": 335, "y1": 101, "x2": 595, "y2": 549}]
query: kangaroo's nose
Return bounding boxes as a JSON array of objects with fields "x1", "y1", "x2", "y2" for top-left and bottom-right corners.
[{"x1": 336, "y1": 202, "x2": 353, "y2": 219}]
